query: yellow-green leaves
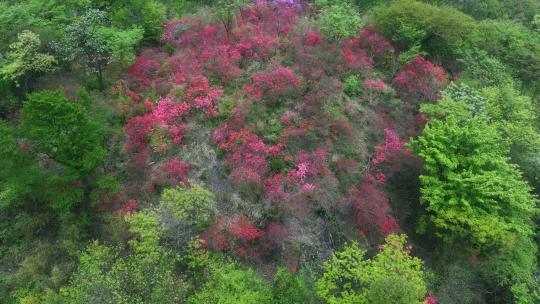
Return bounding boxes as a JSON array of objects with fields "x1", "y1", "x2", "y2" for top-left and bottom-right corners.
[{"x1": 317, "y1": 235, "x2": 428, "y2": 304}]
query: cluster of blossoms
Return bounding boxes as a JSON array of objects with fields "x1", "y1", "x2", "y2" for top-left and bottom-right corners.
[
  {"x1": 245, "y1": 66, "x2": 302, "y2": 101},
  {"x1": 118, "y1": 0, "x2": 447, "y2": 259},
  {"x1": 393, "y1": 56, "x2": 447, "y2": 102}
]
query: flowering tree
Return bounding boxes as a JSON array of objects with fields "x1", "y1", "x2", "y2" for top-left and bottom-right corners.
[
  {"x1": 245, "y1": 66, "x2": 302, "y2": 101},
  {"x1": 393, "y1": 56, "x2": 447, "y2": 102}
]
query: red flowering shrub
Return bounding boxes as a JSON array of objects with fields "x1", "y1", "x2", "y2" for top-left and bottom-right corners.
[
  {"x1": 305, "y1": 31, "x2": 322, "y2": 47},
  {"x1": 229, "y1": 216, "x2": 265, "y2": 242},
  {"x1": 158, "y1": 159, "x2": 190, "y2": 186},
  {"x1": 372, "y1": 129, "x2": 408, "y2": 166},
  {"x1": 370, "y1": 128, "x2": 413, "y2": 183},
  {"x1": 342, "y1": 46, "x2": 373, "y2": 72},
  {"x1": 363, "y1": 79, "x2": 389, "y2": 92},
  {"x1": 264, "y1": 221, "x2": 288, "y2": 244},
  {"x1": 202, "y1": 218, "x2": 230, "y2": 252},
  {"x1": 245, "y1": 66, "x2": 302, "y2": 101},
  {"x1": 126, "y1": 52, "x2": 163, "y2": 89},
  {"x1": 117, "y1": 1, "x2": 437, "y2": 264},
  {"x1": 350, "y1": 176, "x2": 399, "y2": 239},
  {"x1": 358, "y1": 27, "x2": 391, "y2": 57},
  {"x1": 124, "y1": 114, "x2": 157, "y2": 154},
  {"x1": 424, "y1": 294, "x2": 438, "y2": 304},
  {"x1": 120, "y1": 199, "x2": 138, "y2": 215},
  {"x1": 264, "y1": 174, "x2": 288, "y2": 202},
  {"x1": 285, "y1": 148, "x2": 330, "y2": 190},
  {"x1": 214, "y1": 128, "x2": 271, "y2": 184},
  {"x1": 201, "y1": 215, "x2": 265, "y2": 257},
  {"x1": 393, "y1": 56, "x2": 447, "y2": 102}
]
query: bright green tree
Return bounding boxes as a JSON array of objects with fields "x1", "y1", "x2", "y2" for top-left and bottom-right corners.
[
  {"x1": 160, "y1": 186, "x2": 214, "y2": 229},
  {"x1": 0, "y1": 30, "x2": 56, "y2": 90},
  {"x1": 56, "y1": 9, "x2": 143, "y2": 91},
  {"x1": 20, "y1": 90, "x2": 105, "y2": 173},
  {"x1": 188, "y1": 263, "x2": 273, "y2": 304},
  {"x1": 318, "y1": 1, "x2": 363, "y2": 40},
  {"x1": 316, "y1": 234, "x2": 428, "y2": 304},
  {"x1": 409, "y1": 117, "x2": 536, "y2": 248},
  {"x1": 108, "y1": 0, "x2": 166, "y2": 43},
  {"x1": 61, "y1": 211, "x2": 185, "y2": 303}
]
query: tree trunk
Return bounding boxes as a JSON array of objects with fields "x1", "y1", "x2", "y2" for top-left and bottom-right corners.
[{"x1": 97, "y1": 64, "x2": 104, "y2": 92}]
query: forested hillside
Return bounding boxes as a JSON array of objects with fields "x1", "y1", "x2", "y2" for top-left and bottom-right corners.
[{"x1": 1, "y1": 0, "x2": 539, "y2": 303}]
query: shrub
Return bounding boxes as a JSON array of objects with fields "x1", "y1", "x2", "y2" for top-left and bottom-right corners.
[{"x1": 319, "y1": 2, "x2": 363, "y2": 40}]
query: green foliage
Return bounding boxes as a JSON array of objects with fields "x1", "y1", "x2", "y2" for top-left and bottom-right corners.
[
  {"x1": 97, "y1": 26, "x2": 144, "y2": 67},
  {"x1": 427, "y1": 0, "x2": 540, "y2": 26},
  {"x1": 534, "y1": 14, "x2": 540, "y2": 32},
  {"x1": 126, "y1": 211, "x2": 164, "y2": 257},
  {"x1": 372, "y1": 0, "x2": 476, "y2": 63},
  {"x1": 188, "y1": 263, "x2": 273, "y2": 304},
  {"x1": 160, "y1": 186, "x2": 214, "y2": 228},
  {"x1": 459, "y1": 49, "x2": 514, "y2": 88},
  {"x1": 316, "y1": 234, "x2": 427, "y2": 304},
  {"x1": 472, "y1": 20, "x2": 540, "y2": 94},
  {"x1": 108, "y1": 0, "x2": 166, "y2": 43},
  {"x1": 0, "y1": 120, "x2": 41, "y2": 208},
  {"x1": 409, "y1": 116, "x2": 537, "y2": 249},
  {"x1": 421, "y1": 83, "x2": 487, "y2": 121},
  {"x1": 343, "y1": 75, "x2": 362, "y2": 96},
  {"x1": 56, "y1": 9, "x2": 143, "y2": 90},
  {"x1": 272, "y1": 268, "x2": 317, "y2": 304},
  {"x1": 61, "y1": 213, "x2": 185, "y2": 303},
  {"x1": 423, "y1": 83, "x2": 540, "y2": 190},
  {"x1": 319, "y1": 2, "x2": 363, "y2": 40},
  {"x1": 480, "y1": 234, "x2": 538, "y2": 303},
  {"x1": 215, "y1": 0, "x2": 249, "y2": 37},
  {"x1": 20, "y1": 90, "x2": 105, "y2": 173},
  {"x1": 0, "y1": 30, "x2": 56, "y2": 88}
]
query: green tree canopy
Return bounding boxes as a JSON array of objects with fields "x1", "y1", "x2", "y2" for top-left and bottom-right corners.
[
  {"x1": 409, "y1": 116, "x2": 536, "y2": 248},
  {"x1": 318, "y1": 1, "x2": 363, "y2": 40},
  {"x1": 55, "y1": 9, "x2": 143, "y2": 90},
  {"x1": 188, "y1": 262, "x2": 273, "y2": 304},
  {"x1": 316, "y1": 234, "x2": 428, "y2": 304},
  {"x1": 61, "y1": 211, "x2": 185, "y2": 303},
  {"x1": 0, "y1": 30, "x2": 56, "y2": 90},
  {"x1": 20, "y1": 90, "x2": 105, "y2": 173},
  {"x1": 160, "y1": 186, "x2": 214, "y2": 227}
]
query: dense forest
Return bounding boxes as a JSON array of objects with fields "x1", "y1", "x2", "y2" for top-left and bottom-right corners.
[{"x1": 1, "y1": 0, "x2": 539, "y2": 303}]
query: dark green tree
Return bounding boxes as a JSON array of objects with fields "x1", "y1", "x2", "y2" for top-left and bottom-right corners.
[{"x1": 20, "y1": 90, "x2": 105, "y2": 173}]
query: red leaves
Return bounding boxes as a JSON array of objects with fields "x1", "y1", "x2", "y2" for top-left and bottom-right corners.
[
  {"x1": 202, "y1": 215, "x2": 265, "y2": 256},
  {"x1": 363, "y1": 79, "x2": 390, "y2": 93},
  {"x1": 372, "y1": 128, "x2": 407, "y2": 166},
  {"x1": 152, "y1": 96, "x2": 190, "y2": 124},
  {"x1": 341, "y1": 27, "x2": 391, "y2": 72},
  {"x1": 358, "y1": 27, "x2": 391, "y2": 57},
  {"x1": 120, "y1": 199, "x2": 138, "y2": 215},
  {"x1": 348, "y1": 128, "x2": 412, "y2": 239},
  {"x1": 424, "y1": 294, "x2": 438, "y2": 304},
  {"x1": 124, "y1": 114, "x2": 157, "y2": 154},
  {"x1": 245, "y1": 66, "x2": 302, "y2": 101},
  {"x1": 127, "y1": 54, "x2": 162, "y2": 89},
  {"x1": 264, "y1": 174, "x2": 288, "y2": 202},
  {"x1": 393, "y1": 56, "x2": 447, "y2": 102},
  {"x1": 158, "y1": 159, "x2": 190, "y2": 186},
  {"x1": 342, "y1": 46, "x2": 374, "y2": 72},
  {"x1": 350, "y1": 176, "x2": 399, "y2": 238},
  {"x1": 305, "y1": 31, "x2": 322, "y2": 47},
  {"x1": 230, "y1": 216, "x2": 265, "y2": 242}
]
